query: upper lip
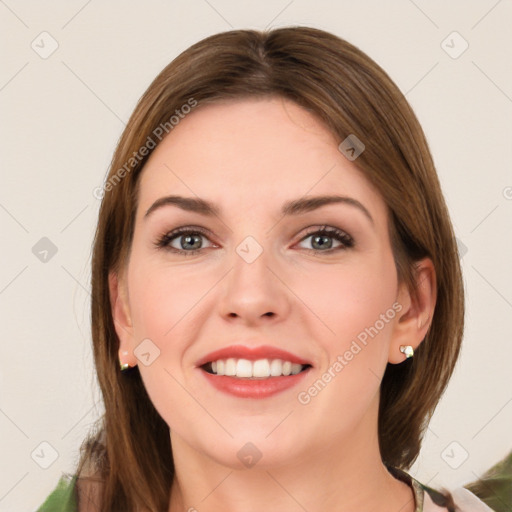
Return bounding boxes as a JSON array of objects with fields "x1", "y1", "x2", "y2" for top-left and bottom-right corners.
[{"x1": 195, "y1": 344, "x2": 313, "y2": 368}]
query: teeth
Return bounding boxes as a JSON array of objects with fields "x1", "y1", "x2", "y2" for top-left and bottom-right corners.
[
  {"x1": 236, "y1": 359, "x2": 252, "y2": 378},
  {"x1": 290, "y1": 363, "x2": 302, "y2": 375},
  {"x1": 270, "y1": 359, "x2": 282, "y2": 376},
  {"x1": 206, "y1": 358, "x2": 306, "y2": 378},
  {"x1": 225, "y1": 358, "x2": 236, "y2": 376},
  {"x1": 253, "y1": 359, "x2": 270, "y2": 378}
]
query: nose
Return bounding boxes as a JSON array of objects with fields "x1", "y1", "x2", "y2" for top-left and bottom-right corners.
[{"x1": 217, "y1": 241, "x2": 291, "y2": 327}]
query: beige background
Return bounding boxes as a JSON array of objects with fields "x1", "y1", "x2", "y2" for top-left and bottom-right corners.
[{"x1": 1, "y1": 1, "x2": 511, "y2": 510}]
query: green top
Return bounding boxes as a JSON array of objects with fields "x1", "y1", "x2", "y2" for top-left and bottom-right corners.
[
  {"x1": 37, "y1": 465, "x2": 501, "y2": 512},
  {"x1": 37, "y1": 474, "x2": 77, "y2": 512},
  {"x1": 465, "y1": 450, "x2": 512, "y2": 512}
]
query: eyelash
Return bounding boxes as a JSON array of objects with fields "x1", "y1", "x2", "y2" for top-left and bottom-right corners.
[{"x1": 154, "y1": 225, "x2": 354, "y2": 256}]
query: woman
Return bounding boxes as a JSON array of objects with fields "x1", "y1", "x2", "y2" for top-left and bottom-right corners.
[{"x1": 37, "y1": 26, "x2": 494, "y2": 511}]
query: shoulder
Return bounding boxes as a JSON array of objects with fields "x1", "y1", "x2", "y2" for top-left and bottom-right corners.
[
  {"x1": 464, "y1": 450, "x2": 512, "y2": 512},
  {"x1": 37, "y1": 474, "x2": 78, "y2": 512},
  {"x1": 450, "y1": 486, "x2": 497, "y2": 511},
  {"x1": 421, "y1": 482, "x2": 496, "y2": 512},
  {"x1": 389, "y1": 466, "x2": 496, "y2": 512}
]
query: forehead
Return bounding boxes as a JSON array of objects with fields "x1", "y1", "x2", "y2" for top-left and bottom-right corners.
[{"x1": 137, "y1": 97, "x2": 387, "y2": 225}]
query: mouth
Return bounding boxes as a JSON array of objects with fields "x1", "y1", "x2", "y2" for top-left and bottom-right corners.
[
  {"x1": 196, "y1": 345, "x2": 313, "y2": 398},
  {"x1": 201, "y1": 358, "x2": 312, "y2": 378}
]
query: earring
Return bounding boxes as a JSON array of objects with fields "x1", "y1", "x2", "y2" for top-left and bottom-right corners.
[
  {"x1": 119, "y1": 360, "x2": 137, "y2": 372},
  {"x1": 399, "y1": 345, "x2": 414, "y2": 358}
]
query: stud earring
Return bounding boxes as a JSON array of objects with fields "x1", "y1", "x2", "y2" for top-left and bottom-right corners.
[
  {"x1": 120, "y1": 360, "x2": 137, "y2": 372},
  {"x1": 399, "y1": 345, "x2": 414, "y2": 358}
]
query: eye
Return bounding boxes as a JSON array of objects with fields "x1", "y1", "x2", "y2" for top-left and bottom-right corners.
[
  {"x1": 296, "y1": 225, "x2": 354, "y2": 252},
  {"x1": 154, "y1": 226, "x2": 215, "y2": 255},
  {"x1": 154, "y1": 224, "x2": 354, "y2": 256}
]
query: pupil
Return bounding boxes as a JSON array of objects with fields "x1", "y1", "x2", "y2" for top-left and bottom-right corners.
[{"x1": 312, "y1": 235, "x2": 332, "y2": 250}]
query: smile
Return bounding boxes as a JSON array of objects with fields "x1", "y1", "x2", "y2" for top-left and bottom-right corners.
[{"x1": 196, "y1": 344, "x2": 313, "y2": 398}]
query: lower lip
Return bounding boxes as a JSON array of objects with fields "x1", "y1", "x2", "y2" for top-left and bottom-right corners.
[{"x1": 199, "y1": 367, "x2": 312, "y2": 399}]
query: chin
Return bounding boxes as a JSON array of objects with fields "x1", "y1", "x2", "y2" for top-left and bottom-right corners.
[{"x1": 201, "y1": 430, "x2": 307, "y2": 471}]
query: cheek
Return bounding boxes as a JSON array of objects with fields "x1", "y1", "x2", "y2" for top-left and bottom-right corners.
[
  {"x1": 291, "y1": 257, "x2": 398, "y2": 433},
  {"x1": 127, "y1": 254, "x2": 209, "y2": 342},
  {"x1": 292, "y1": 252, "x2": 398, "y2": 369},
  {"x1": 125, "y1": 253, "x2": 208, "y2": 428}
]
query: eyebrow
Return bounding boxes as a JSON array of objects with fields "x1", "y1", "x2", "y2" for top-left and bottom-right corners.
[{"x1": 144, "y1": 194, "x2": 374, "y2": 225}]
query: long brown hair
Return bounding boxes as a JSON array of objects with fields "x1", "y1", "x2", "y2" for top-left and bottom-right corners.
[{"x1": 75, "y1": 26, "x2": 464, "y2": 511}]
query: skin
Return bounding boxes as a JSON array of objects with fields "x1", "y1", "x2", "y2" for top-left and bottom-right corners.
[{"x1": 110, "y1": 97, "x2": 437, "y2": 512}]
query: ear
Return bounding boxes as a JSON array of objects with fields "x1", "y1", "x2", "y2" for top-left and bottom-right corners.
[
  {"x1": 388, "y1": 258, "x2": 437, "y2": 364},
  {"x1": 108, "y1": 271, "x2": 137, "y2": 368}
]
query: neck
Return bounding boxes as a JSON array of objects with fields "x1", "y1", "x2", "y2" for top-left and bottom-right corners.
[{"x1": 167, "y1": 395, "x2": 415, "y2": 512}]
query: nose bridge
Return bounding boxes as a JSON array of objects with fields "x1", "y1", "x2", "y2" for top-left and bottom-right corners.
[
  {"x1": 218, "y1": 231, "x2": 290, "y2": 322},
  {"x1": 235, "y1": 234, "x2": 268, "y2": 277},
  {"x1": 231, "y1": 233, "x2": 274, "y2": 296}
]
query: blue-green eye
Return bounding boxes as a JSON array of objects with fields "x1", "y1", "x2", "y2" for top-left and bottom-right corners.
[
  {"x1": 154, "y1": 227, "x2": 214, "y2": 255},
  {"x1": 297, "y1": 226, "x2": 354, "y2": 252}
]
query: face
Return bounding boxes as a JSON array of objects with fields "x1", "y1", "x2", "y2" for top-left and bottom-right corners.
[{"x1": 112, "y1": 97, "x2": 419, "y2": 469}]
